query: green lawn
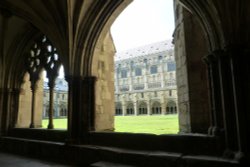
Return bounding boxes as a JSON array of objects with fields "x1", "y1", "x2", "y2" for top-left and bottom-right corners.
[
  {"x1": 114, "y1": 115, "x2": 179, "y2": 134},
  {"x1": 42, "y1": 114, "x2": 179, "y2": 134},
  {"x1": 42, "y1": 118, "x2": 67, "y2": 129}
]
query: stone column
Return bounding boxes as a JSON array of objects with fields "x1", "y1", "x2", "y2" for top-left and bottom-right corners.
[
  {"x1": 147, "y1": 101, "x2": 151, "y2": 115},
  {"x1": 0, "y1": 88, "x2": 3, "y2": 135},
  {"x1": 226, "y1": 46, "x2": 248, "y2": 160},
  {"x1": 203, "y1": 52, "x2": 224, "y2": 136},
  {"x1": 30, "y1": 83, "x2": 37, "y2": 128},
  {"x1": 47, "y1": 79, "x2": 55, "y2": 129},
  {"x1": 161, "y1": 102, "x2": 165, "y2": 115},
  {"x1": 216, "y1": 50, "x2": 238, "y2": 156},
  {"x1": 134, "y1": 101, "x2": 137, "y2": 115},
  {"x1": 65, "y1": 75, "x2": 82, "y2": 143},
  {"x1": 122, "y1": 103, "x2": 126, "y2": 116},
  {"x1": 81, "y1": 76, "x2": 97, "y2": 133},
  {"x1": 10, "y1": 88, "x2": 20, "y2": 128},
  {"x1": 0, "y1": 88, "x2": 12, "y2": 134}
]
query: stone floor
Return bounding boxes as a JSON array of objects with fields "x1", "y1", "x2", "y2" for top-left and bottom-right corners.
[{"x1": 0, "y1": 152, "x2": 74, "y2": 167}]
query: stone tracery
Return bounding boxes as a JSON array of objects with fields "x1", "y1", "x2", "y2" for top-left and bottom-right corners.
[{"x1": 25, "y1": 35, "x2": 61, "y2": 129}]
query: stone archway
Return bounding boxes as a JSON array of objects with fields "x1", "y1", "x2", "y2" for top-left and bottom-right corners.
[
  {"x1": 115, "y1": 102, "x2": 122, "y2": 116},
  {"x1": 166, "y1": 101, "x2": 177, "y2": 114},
  {"x1": 138, "y1": 101, "x2": 147, "y2": 115},
  {"x1": 151, "y1": 101, "x2": 161, "y2": 115},
  {"x1": 126, "y1": 102, "x2": 134, "y2": 115}
]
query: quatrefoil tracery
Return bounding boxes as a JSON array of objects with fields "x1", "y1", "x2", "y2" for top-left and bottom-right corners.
[{"x1": 26, "y1": 36, "x2": 61, "y2": 85}]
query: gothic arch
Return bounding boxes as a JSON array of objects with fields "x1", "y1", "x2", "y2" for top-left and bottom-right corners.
[
  {"x1": 138, "y1": 101, "x2": 147, "y2": 115},
  {"x1": 151, "y1": 101, "x2": 161, "y2": 115},
  {"x1": 178, "y1": 0, "x2": 224, "y2": 50},
  {"x1": 115, "y1": 102, "x2": 122, "y2": 116},
  {"x1": 126, "y1": 102, "x2": 134, "y2": 115},
  {"x1": 167, "y1": 101, "x2": 177, "y2": 114}
]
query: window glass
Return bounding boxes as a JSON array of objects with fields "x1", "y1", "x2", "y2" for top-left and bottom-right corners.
[
  {"x1": 135, "y1": 68, "x2": 142, "y2": 76},
  {"x1": 167, "y1": 62, "x2": 176, "y2": 71},
  {"x1": 121, "y1": 70, "x2": 127, "y2": 78},
  {"x1": 150, "y1": 65, "x2": 157, "y2": 74}
]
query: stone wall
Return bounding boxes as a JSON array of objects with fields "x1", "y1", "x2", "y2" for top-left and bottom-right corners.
[
  {"x1": 17, "y1": 73, "x2": 43, "y2": 128},
  {"x1": 92, "y1": 31, "x2": 115, "y2": 131},
  {"x1": 174, "y1": 4, "x2": 191, "y2": 133},
  {"x1": 173, "y1": 3, "x2": 210, "y2": 133}
]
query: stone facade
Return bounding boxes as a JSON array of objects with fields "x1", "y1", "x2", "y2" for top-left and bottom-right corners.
[
  {"x1": 114, "y1": 41, "x2": 178, "y2": 116},
  {"x1": 43, "y1": 78, "x2": 68, "y2": 119},
  {"x1": 2, "y1": 1, "x2": 250, "y2": 166}
]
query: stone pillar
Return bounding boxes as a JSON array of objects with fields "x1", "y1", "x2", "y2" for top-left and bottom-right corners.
[
  {"x1": 122, "y1": 103, "x2": 126, "y2": 116},
  {"x1": 203, "y1": 52, "x2": 224, "y2": 136},
  {"x1": 216, "y1": 50, "x2": 238, "y2": 157},
  {"x1": 161, "y1": 102, "x2": 165, "y2": 115},
  {"x1": 67, "y1": 75, "x2": 96, "y2": 142},
  {"x1": 134, "y1": 101, "x2": 137, "y2": 115},
  {"x1": 81, "y1": 76, "x2": 96, "y2": 133},
  {"x1": 147, "y1": 101, "x2": 151, "y2": 115},
  {"x1": 29, "y1": 83, "x2": 37, "y2": 128},
  {"x1": 226, "y1": 46, "x2": 249, "y2": 160},
  {"x1": 47, "y1": 79, "x2": 55, "y2": 129},
  {"x1": 0, "y1": 88, "x2": 3, "y2": 135},
  {"x1": 10, "y1": 88, "x2": 20, "y2": 129},
  {"x1": 0, "y1": 88, "x2": 12, "y2": 135},
  {"x1": 65, "y1": 76, "x2": 82, "y2": 143}
]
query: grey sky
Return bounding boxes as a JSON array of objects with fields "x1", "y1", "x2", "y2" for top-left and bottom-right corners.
[{"x1": 111, "y1": 0, "x2": 175, "y2": 52}]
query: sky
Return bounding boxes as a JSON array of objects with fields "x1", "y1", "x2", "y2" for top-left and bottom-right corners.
[
  {"x1": 111, "y1": 0, "x2": 175, "y2": 52},
  {"x1": 49, "y1": 0, "x2": 175, "y2": 79}
]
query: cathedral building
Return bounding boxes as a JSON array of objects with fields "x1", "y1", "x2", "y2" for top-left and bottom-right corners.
[
  {"x1": 114, "y1": 40, "x2": 178, "y2": 116},
  {"x1": 43, "y1": 78, "x2": 68, "y2": 118},
  {"x1": 0, "y1": 0, "x2": 249, "y2": 166}
]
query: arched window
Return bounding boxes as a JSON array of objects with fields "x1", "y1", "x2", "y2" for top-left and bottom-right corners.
[
  {"x1": 60, "y1": 108, "x2": 67, "y2": 117},
  {"x1": 166, "y1": 101, "x2": 177, "y2": 114},
  {"x1": 151, "y1": 101, "x2": 161, "y2": 114},
  {"x1": 126, "y1": 103, "x2": 134, "y2": 115},
  {"x1": 138, "y1": 102, "x2": 147, "y2": 115},
  {"x1": 115, "y1": 102, "x2": 122, "y2": 115}
]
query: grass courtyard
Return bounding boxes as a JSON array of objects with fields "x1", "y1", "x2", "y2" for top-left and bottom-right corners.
[{"x1": 42, "y1": 114, "x2": 179, "y2": 135}]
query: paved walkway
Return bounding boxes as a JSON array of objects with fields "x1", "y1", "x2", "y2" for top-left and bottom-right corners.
[{"x1": 0, "y1": 152, "x2": 74, "y2": 167}]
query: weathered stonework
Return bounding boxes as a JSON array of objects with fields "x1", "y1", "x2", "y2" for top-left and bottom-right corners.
[
  {"x1": 173, "y1": 2, "x2": 210, "y2": 133},
  {"x1": 92, "y1": 31, "x2": 116, "y2": 131},
  {"x1": 17, "y1": 73, "x2": 43, "y2": 128},
  {"x1": 114, "y1": 41, "x2": 178, "y2": 117}
]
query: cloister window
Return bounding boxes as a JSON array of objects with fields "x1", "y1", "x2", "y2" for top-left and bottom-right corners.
[
  {"x1": 167, "y1": 61, "x2": 176, "y2": 71},
  {"x1": 135, "y1": 67, "x2": 142, "y2": 76},
  {"x1": 151, "y1": 101, "x2": 161, "y2": 114},
  {"x1": 20, "y1": 35, "x2": 68, "y2": 129},
  {"x1": 169, "y1": 90, "x2": 172, "y2": 96},
  {"x1": 166, "y1": 101, "x2": 177, "y2": 114},
  {"x1": 121, "y1": 69, "x2": 127, "y2": 78},
  {"x1": 126, "y1": 103, "x2": 134, "y2": 115},
  {"x1": 115, "y1": 103, "x2": 123, "y2": 115},
  {"x1": 150, "y1": 65, "x2": 158, "y2": 74},
  {"x1": 138, "y1": 102, "x2": 147, "y2": 115}
]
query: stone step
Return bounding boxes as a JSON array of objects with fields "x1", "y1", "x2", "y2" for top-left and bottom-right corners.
[
  {"x1": 87, "y1": 132, "x2": 223, "y2": 157},
  {"x1": 90, "y1": 161, "x2": 136, "y2": 167},
  {"x1": 0, "y1": 136, "x2": 240, "y2": 167}
]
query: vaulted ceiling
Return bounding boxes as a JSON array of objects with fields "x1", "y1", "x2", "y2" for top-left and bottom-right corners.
[{"x1": 0, "y1": 0, "x2": 131, "y2": 88}]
